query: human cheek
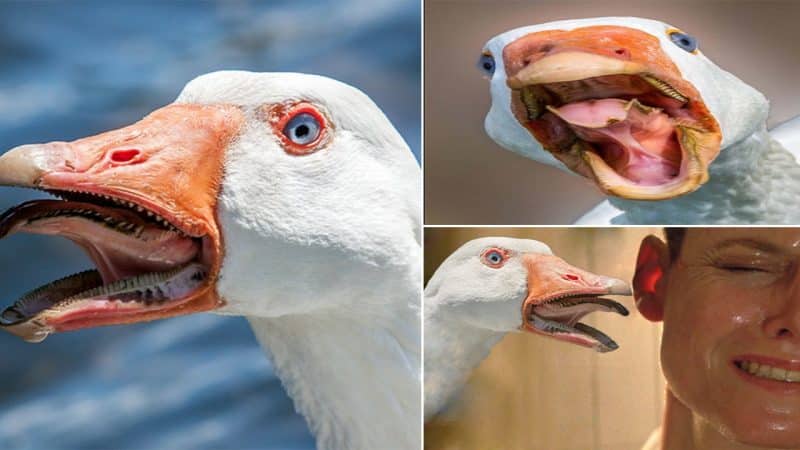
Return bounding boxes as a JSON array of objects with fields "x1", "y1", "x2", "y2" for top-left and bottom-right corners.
[{"x1": 661, "y1": 272, "x2": 761, "y2": 394}]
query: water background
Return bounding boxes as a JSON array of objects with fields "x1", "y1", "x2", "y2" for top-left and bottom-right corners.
[{"x1": 0, "y1": 1, "x2": 419, "y2": 449}]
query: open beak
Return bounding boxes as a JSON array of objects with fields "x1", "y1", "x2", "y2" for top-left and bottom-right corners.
[
  {"x1": 0, "y1": 103, "x2": 244, "y2": 342},
  {"x1": 520, "y1": 253, "x2": 631, "y2": 352},
  {"x1": 503, "y1": 25, "x2": 721, "y2": 200}
]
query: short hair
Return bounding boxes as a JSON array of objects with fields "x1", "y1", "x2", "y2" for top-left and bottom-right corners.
[{"x1": 663, "y1": 228, "x2": 687, "y2": 262}]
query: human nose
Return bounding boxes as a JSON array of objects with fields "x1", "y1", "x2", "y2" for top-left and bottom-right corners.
[{"x1": 762, "y1": 278, "x2": 800, "y2": 340}]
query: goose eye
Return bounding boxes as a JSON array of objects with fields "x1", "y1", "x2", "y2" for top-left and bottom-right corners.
[
  {"x1": 270, "y1": 103, "x2": 328, "y2": 155},
  {"x1": 481, "y1": 247, "x2": 508, "y2": 268},
  {"x1": 668, "y1": 31, "x2": 698, "y2": 53},
  {"x1": 283, "y1": 112, "x2": 321, "y2": 145},
  {"x1": 477, "y1": 53, "x2": 495, "y2": 77}
]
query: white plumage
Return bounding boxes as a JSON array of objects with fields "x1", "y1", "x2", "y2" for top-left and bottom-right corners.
[
  {"x1": 184, "y1": 72, "x2": 422, "y2": 450},
  {"x1": 424, "y1": 237, "x2": 629, "y2": 420}
]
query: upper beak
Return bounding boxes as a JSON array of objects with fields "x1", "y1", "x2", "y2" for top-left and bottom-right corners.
[
  {"x1": 523, "y1": 253, "x2": 631, "y2": 299},
  {"x1": 0, "y1": 104, "x2": 243, "y2": 236}
]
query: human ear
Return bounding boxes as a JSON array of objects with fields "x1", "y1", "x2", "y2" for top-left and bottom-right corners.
[{"x1": 633, "y1": 235, "x2": 670, "y2": 322}]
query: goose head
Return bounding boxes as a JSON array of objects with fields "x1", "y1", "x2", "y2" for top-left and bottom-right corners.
[
  {"x1": 426, "y1": 237, "x2": 630, "y2": 352},
  {"x1": 0, "y1": 71, "x2": 420, "y2": 342},
  {"x1": 481, "y1": 17, "x2": 768, "y2": 200}
]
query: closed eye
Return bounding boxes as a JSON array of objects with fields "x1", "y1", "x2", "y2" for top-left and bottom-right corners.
[{"x1": 719, "y1": 265, "x2": 769, "y2": 272}]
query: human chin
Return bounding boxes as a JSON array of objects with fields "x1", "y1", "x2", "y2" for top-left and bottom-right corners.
[{"x1": 713, "y1": 348, "x2": 800, "y2": 447}]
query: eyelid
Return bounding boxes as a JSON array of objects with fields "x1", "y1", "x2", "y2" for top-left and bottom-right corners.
[
  {"x1": 264, "y1": 102, "x2": 330, "y2": 155},
  {"x1": 712, "y1": 255, "x2": 788, "y2": 273},
  {"x1": 480, "y1": 247, "x2": 509, "y2": 267},
  {"x1": 666, "y1": 27, "x2": 699, "y2": 55}
]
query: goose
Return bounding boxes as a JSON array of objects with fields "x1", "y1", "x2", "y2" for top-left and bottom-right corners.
[
  {"x1": 0, "y1": 71, "x2": 421, "y2": 450},
  {"x1": 424, "y1": 236, "x2": 630, "y2": 420},
  {"x1": 480, "y1": 17, "x2": 800, "y2": 224}
]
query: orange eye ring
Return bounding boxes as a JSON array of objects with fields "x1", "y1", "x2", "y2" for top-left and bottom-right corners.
[
  {"x1": 270, "y1": 102, "x2": 329, "y2": 155},
  {"x1": 481, "y1": 247, "x2": 509, "y2": 268}
]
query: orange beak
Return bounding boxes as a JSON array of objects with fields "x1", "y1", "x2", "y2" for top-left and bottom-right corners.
[
  {"x1": 502, "y1": 26, "x2": 721, "y2": 200},
  {"x1": 0, "y1": 103, "x2": 244, "y2": 342},
  {"x1": 520, "y1": 253, "x2": 631, "y2": 352}
]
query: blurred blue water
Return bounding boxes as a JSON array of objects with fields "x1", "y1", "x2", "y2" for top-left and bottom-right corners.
[{"x1": 0, "y1": 1, "x2": 419, "y2": 449}]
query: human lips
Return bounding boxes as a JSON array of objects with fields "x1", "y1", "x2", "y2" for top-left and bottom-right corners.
[{"x1": 733, "y1": 355, "x2": 800, "y2": 389}]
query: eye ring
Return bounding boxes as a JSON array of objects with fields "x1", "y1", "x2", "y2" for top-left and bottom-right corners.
[
  {"x1": 481, "y1": 247, "x2": 509, "y2": 268},
  {"x1": 271, "y1": 102, "x2": 328, "y2": 155},
  {"x1": 667, "y1": 30, "x2": 698, "y2": 53},
  {"x1": 477, "y1": 53, "x2": 495, "y2": 78}
]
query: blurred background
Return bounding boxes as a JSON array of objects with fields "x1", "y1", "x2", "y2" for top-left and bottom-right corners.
[
  {"x1": 424, "y1": 228, "x2": 664, "y2": 450},
  {"x1": 424, "y1": 0, "x2": 800, "y2": 224},
  {"x1": 0, "y1": 1, "x2": 419, "y2": 449}
]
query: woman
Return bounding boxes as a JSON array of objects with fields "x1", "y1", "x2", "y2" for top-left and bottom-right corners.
[{"x1": 635, "y1": 228, "x2": 800, "y2": 449}]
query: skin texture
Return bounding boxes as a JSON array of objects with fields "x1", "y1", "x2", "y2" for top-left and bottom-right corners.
[{"x1": 635, "y1": 229, "x2": 800, "y2": 449}]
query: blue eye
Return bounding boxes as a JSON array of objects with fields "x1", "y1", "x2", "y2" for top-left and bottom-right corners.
[
  {"x1": 669, "y1": 31, "x2": 698, "y2": 53},
  {"x1": 486, "y1": 251, "x2": 502, "y2": 264},
  {"x1": 477, "y1": 53, "x2": 495, "y2": 77},
  {"x1": 482, "y1": 248, "x2": 506, "y2": 267},
  {"x1": 282, "y1": 112, "x2": 321, "y2": 146}
]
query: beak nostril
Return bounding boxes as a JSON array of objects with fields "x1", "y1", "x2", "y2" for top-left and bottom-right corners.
[
  {"x1": 110, "y1": 149, "x2": 141, "y2": 163},
  {"x1": 562, "y1": 273, "x2": 580, "y2": 282},
  {"x1": 614, "y1": 48, "x2": 629, "y2": 56}
]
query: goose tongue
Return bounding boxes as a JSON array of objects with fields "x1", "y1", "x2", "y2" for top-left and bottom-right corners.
[
  {"x1": 0, "y1": 199, "x2": 199, "y2": 284},
  {"x1": 547, "y1": 98, "x2": 681, "y2": 185}
]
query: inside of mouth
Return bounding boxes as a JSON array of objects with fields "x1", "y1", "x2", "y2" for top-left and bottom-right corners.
[
  {"x1": 527, "y1": 296, "x2": 629, "y2": 352},
  {"x1": 520, "y1": 74, "x2": 696, "y2": 186},
  {"x1": 0, "y1": 196, "x2": 209, "y2": 327}
]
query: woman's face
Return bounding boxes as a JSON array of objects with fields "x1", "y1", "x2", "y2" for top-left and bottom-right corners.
[{"x1": 662, "y1": 228, "x2": 800, "y2": 447}]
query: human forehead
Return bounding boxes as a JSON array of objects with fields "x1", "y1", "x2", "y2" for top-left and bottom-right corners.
[
  {"x1": 482, "y1": 17, "x2": 673, "y2": 54},
  {"x1": 681, "y1": 229, "x2": 800, "y2": 258}
]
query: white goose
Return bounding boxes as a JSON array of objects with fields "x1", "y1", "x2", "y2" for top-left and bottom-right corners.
[
  {"x1": 424, "y1": 237, "x2": 630, "y2": 420},
  {"x1": 0, "y1": 71, "x2": 421, "y2": 450},
  {"x1": 481, "y1": 17, "x2": 800, "y2": 224}
]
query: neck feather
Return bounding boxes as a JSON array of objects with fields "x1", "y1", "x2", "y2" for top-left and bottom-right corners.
[
  {"x1": 423, "y1": 306, "x2": 505, "y2": 420},
  {"x1": 247, "y1": 303, "x2": 420, "y2": 450},
  {"x1": 609, "y1": 127, "x2": 800, "y2": 224}
]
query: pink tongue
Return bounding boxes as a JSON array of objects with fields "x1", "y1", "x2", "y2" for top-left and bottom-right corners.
[
  {"x1": 15, "y1": 217, "x2": 199, "y2": 284},
  {"x1": 550, "y1": 98, "x2": 680, "y2": 185}
]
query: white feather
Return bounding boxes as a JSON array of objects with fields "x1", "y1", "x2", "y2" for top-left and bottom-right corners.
[
  {"x1": 176, "y1": 71, "x2": 421, "y2": 449},
  {"x1": 424, "y1": 237, "x2": 551, "y2": 419}
]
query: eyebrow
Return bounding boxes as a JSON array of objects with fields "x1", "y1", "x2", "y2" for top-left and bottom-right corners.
[{"x1": 709, "y1": 238, "x2": 784, "y2": 254}]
